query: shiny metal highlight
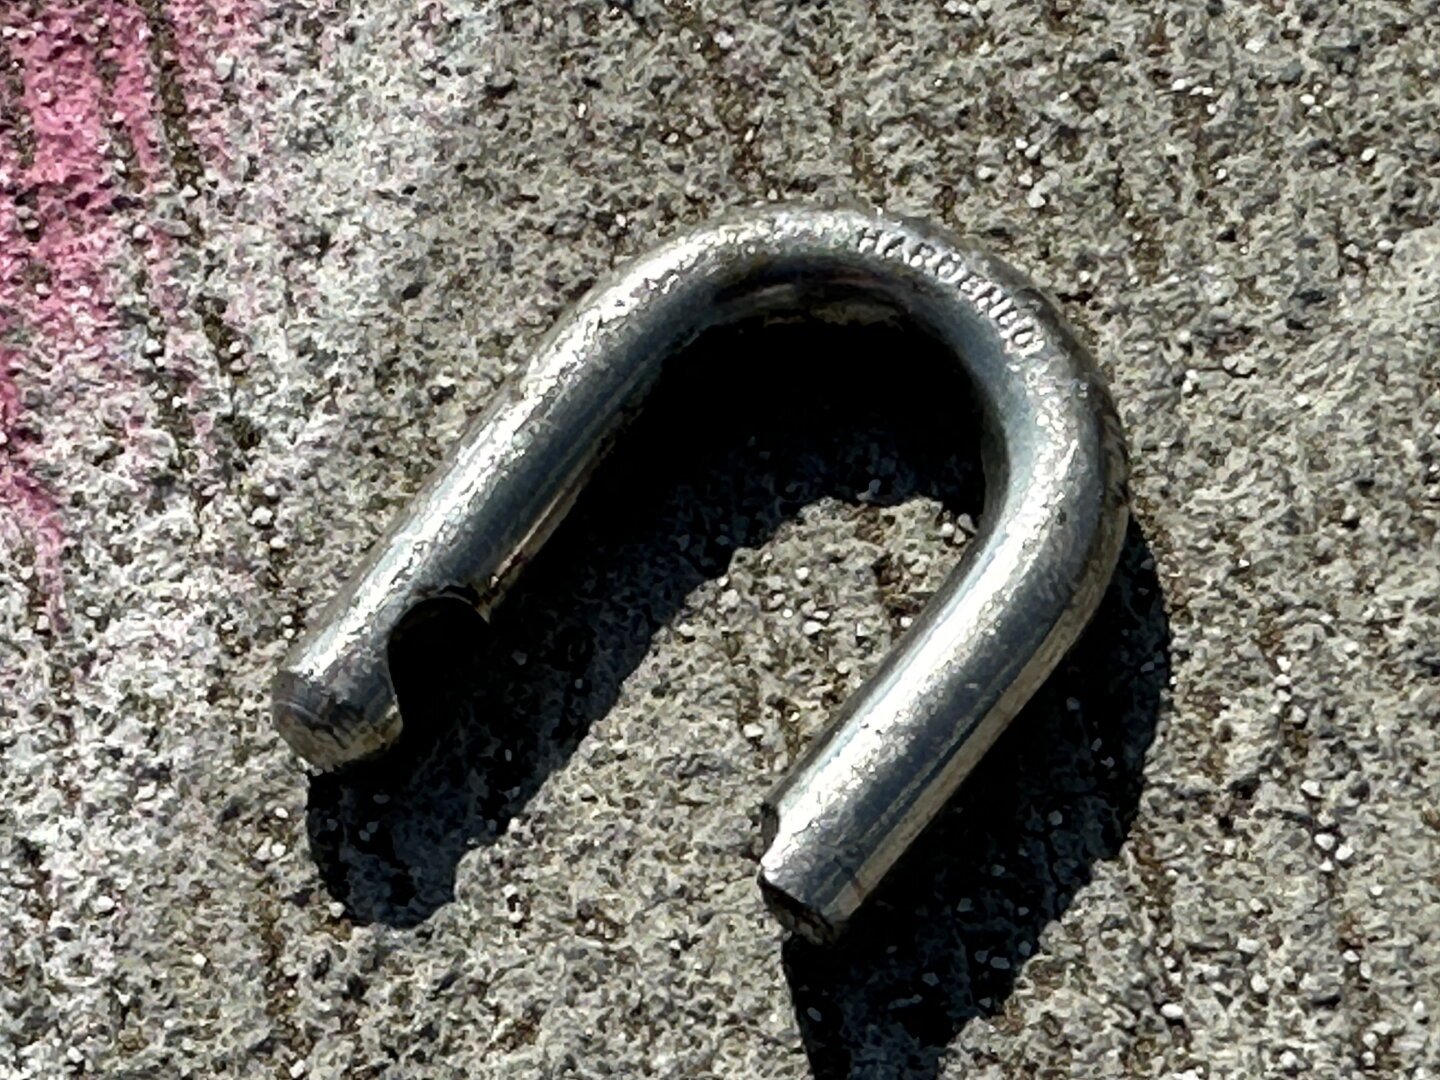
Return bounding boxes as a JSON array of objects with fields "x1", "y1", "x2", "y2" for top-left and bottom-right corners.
[{"x1": 273, "y1": 205, "x2": 1129, "y2": 943}]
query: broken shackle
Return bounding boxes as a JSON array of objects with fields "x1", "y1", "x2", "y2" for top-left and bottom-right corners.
[{"x1": 273, "y1": 205, "x2": 1129, "y2": 944}]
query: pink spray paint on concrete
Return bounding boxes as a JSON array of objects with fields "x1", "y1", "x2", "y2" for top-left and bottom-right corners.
[
  {"x1": 165, "y1": 0, "x2": 260, "y2": 180},
  {"x1": 0, "y1": 4, "x2": 124, "y2": 612},
  {"x1": 0, "y1": 1, "x2": 260, "y2": 613}
]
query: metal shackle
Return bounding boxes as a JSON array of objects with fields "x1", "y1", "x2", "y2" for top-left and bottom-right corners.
[{"x1": 273, "y1": 205, "x2": 1129, "y2": 944}]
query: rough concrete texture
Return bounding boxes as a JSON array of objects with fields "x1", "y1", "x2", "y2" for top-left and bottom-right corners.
[{"x1": 2, "y1": 1, "x2": 1439, "y2": 1077}]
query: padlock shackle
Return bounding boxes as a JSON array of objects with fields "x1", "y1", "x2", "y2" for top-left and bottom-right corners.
[{"x1": 274, "y1": 205, "x2": 1129, "y2": 943}]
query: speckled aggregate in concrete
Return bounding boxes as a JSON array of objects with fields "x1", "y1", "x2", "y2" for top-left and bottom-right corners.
[{"x1": 2, "y1": 2, "x2": 1439, "y2": 1077}]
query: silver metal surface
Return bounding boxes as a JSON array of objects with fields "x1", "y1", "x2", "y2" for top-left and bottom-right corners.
[{"x1": 272, "y1": 205, "x2": 1129, "y2": 944}]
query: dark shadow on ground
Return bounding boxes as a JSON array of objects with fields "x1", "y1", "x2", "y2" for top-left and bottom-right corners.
[{"x1": 305, "y1": 317, "x2": 1169, "y2": 1075}]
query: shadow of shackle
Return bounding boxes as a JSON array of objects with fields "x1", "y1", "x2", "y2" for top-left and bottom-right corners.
[{"x1": 303, "y1": 316, "x2": 1171, "y2": 1075}]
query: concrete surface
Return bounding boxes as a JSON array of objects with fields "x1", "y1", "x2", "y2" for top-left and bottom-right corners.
[{"x1": 3, "y1": 1, "x2": 1438, "y2": 1077}]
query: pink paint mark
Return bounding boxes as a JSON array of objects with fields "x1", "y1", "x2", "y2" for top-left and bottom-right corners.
[
  {"x1": 103, "y1": 1, "x2": 188, "y2": 322},
  {"x1": 0, "y1": 5, "x2": 133, "y2": 611},
  {"x1": 0, "y1": 1, "x2": 269, "y2": 611},
  {"x1": 165, "y1": 0, "x2": 259, "y2": 181},
  {"x1": 0, "y1": 182, "x2": 66, "y2": 585},
  {"x1": 104, "y1": 2, "x2": 165, "y2": 180},
  {"x1": 13, "y1": 11, "x2": 120, "y2": 358}
]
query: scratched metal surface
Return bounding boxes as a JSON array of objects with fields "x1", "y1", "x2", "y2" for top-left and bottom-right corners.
[{"x1": 3, "y1": 3, "x2": 1438, "y2": 1078}]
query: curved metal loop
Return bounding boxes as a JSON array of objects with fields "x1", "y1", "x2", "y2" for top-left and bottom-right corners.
[{"x1": 273, "y1": 205, "x2": 1129, "y2": 944}]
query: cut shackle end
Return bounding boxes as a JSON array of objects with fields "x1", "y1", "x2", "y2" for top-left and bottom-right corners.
[
  {"x1": 272, "y1": 670, "x2": 401, "y2": 771},
  {"x1": 756, "y1": 799, "x2": 865, "y2": 945}
]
